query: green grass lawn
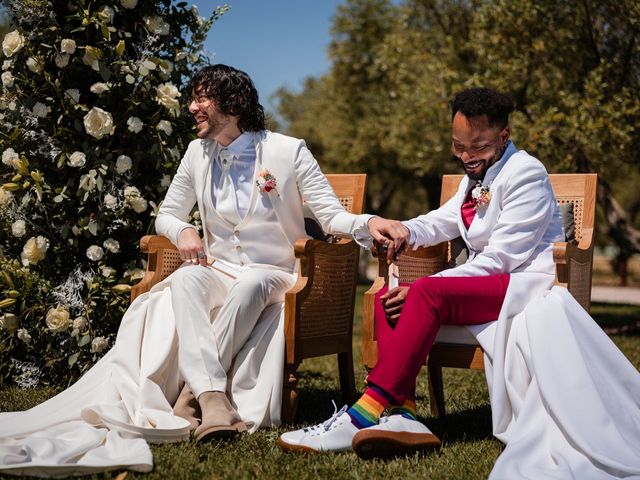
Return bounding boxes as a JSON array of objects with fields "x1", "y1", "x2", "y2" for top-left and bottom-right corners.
[{"x1": 1, "y1": 289, "x2": 639, "y2": 480}]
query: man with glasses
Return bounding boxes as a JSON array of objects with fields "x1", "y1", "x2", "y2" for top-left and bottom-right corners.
[
  {"x1": 279, "y1": 87, "x2": 564, "y2": 457},
  {"x1": 155, "y1": 64, "x2": 372, "y2": 442}
]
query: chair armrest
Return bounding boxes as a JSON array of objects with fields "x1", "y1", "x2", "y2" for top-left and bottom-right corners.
[
  {"x1": 362, "y1": 276, "x2": 386, "y2": 369},
  {"x1": 553, "y1": 235, "x2": 595, "y2": 312},
  {"x1": 131, "y1": 235, "x2": 180, "y2": 302},
  {"x1": 284, "y1": 238, "x2": 360, "y2": 365}
]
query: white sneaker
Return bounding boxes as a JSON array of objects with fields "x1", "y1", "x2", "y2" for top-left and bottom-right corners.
[
  {"x1": 352, "y1": 414, "x2": 441, "y2": 459},
  {"x1": 277, "y1": 404, "x2": 359, "y2": 453}
]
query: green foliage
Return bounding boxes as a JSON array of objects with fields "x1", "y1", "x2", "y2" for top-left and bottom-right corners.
[
  {"x1": 0, "y1": 0, "x2": 225, "y2": 386},
  {"x1": 277, "y1": 0, "x2": 640, "y2": 226}
]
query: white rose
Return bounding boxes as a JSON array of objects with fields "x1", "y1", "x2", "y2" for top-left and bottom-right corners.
[
  {"x1": 86, "y1": 245, "x2": 104, "y2": 262},
  {"x1": 45, "y1": 306, "x2": 70, "y2": 333},
  {"x1": 2, "y1": 60, "x2": 12, "y2": 70},
  {"x1": 2, "y1": 30, "x2": 25, "y2": 58},
  {"x1": 32, "y1": 102, "x2": 51, "y2": 118},
  {"x1": 21, "y1": 235, "x2": 48, "y2": 266},
  {"x1": 103, "y1": 238, "x2": 120, "y2": 253},
  {"x1": 144, "y1": 16, "x2": 170, "y2": 35},
  {"x1": 17, "y1": 328, "x2": 31, "y2": 344},
  {"x1": 26, "y1": 57, "x2": 43, "y2": 73},
  {"x1": 65, "y1": 89, "x2": 80, "y2": 104},
  {"x1": 155, "y1": 83, "x2": 181, "y2": 115},
  {"x1": 79, "y1": 169, "x2": 98, "y2": 192},
  {"x1": 127, "y1": 116, "x2": 143, "y2": 133},
  {"x1": 100, "y1": 266, "x2": 115, "y2": 277},
  {"x1": 120, "y1": 0, "x2": 138, "y2": 9},
  {"x1": 123, "y1": 185, "x2": 140, "y2": 200},
  {"x1": 130, "y1": 196, "x2": 147, "y2": 213},
  {"x1": 91, "y1": 336, "x2": 108, "y2": 353},
  {"x1": 156, "y1": 120, "x2": 173, "y2": 135},
  {"x1": 54, "y1": 54, "x2": 70, "y2": 68},
  {"x1": 90, "y1": 82, "x2": 111, "y2": 94},
  {"x1": 160, "y1": 174, "x2": 171, "y2": 187},
  {"x1": 83, "y1": 107, "x2": 114, "y2": 139},
  {"x1": 115, "y1": 155, "x2": 132, "y2": 174},
  {"x1": 11, "y1": 219, "x2": 26, "y2": 237},
  {"x1": 0, "y1": 313, "x2": 18, "y2": 331},
  {"x1": 99, "y1": 6, "x2": 115, "y2": 23},
  {"x1": 103, "y1": 193, "x2": 118, "y2": 209},
  {"x1": 67, "y1": 151, "x2": 86, "y2": 168},
  {"x1": 1, "y1": 71, "x2": 14, "y2": 88},
  {"x1": 60, "y1": 38, "x2": 76, "y2": 54},
  {"x1": 0, "y1": 188, "x2": 14, "y2": 207},
  {"x1": 72, "y1": 316, "x2": 88, "y2": 331},
  {"x1": 2, "y1": 147, "x2": 20, "y2": 169}
]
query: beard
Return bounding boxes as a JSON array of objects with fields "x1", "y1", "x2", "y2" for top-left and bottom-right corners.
[{"x1": 457, "y1": 145, "x2": 506, "y2": 182}]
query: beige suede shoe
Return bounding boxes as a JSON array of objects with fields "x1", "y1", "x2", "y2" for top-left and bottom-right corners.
[
  {"x1": 172, "y1": 384, "x2": 201, "y2": 433},
  {"x1": 194, "y1": 391, "x2": 250, "y2": 442}
]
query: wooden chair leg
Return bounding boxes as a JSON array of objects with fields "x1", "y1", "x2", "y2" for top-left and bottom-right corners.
[
  {"x1": 427, "y1": 363, "x2": 446, "y2": 417},
  {"x1": 281, "y1": 363, "x2": 299, "y2": 424},
  {"x1": 338, "y1": 350, "x2": 357, "y2": 406}
]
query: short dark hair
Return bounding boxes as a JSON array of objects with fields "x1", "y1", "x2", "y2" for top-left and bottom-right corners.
[
  {"x1": 187, "y1": 64, "x2": 266, "y2": 132},
  {"x1": 451, "y1": 87, "x2": 515, "y2": 129}
]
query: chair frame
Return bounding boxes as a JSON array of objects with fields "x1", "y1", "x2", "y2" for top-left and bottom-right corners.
[
  {"x1": 131, "y1": 173, "x2": 367, "y2": 424},
  {"x1": 362, "y1": 173, "x2": 597, "y2": 416}
]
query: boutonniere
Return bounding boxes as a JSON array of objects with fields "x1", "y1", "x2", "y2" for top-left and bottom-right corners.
[
  {"x1": 256, "y1": 169, "x2": 279, "y2": 196},
  {"x1": 471, "y1": 181, "x2": 491, "y2": 210}
]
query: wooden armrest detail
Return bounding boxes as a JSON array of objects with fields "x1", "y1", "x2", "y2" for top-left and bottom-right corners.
[{"x1": 140, "y1": 235, "x2": 178, "y2": 254}]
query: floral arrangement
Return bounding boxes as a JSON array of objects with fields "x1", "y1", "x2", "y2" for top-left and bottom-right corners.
[
  {"x1": 0, "y1": 0, "x2": 226, "y2": 387},
  {"x1": 256, "y1": 169, "x2": 278, "y2": 195},
  {"x1": 471, "y1": 181, "x2": 492, "y2": 210}
]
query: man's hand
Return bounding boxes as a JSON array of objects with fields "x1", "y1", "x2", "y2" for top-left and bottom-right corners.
[
  {"x1": 367, "y1": 216, "x2": 410, "y2": 264},
  {"x1": 177, "y1": 228, "x2": 207, "y2": 266},
  {"x1": 380, "y1": 286, "x2": 409, "y2": 326}
]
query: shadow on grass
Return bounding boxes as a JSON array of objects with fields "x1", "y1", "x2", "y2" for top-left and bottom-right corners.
[
  {"x1": 425, "y1": 404, "x2": 493, "y2": 444},
  {"x1": 592, "y1": 302, "x2": 640, "y2": 336}
]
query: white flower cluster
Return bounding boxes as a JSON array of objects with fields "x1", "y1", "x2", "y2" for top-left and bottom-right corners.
[
  {"x1": 123, "y1": 185, "x2": 148, "y2": 213},
  {"x1": 21, "y1": 235, "x2": 49, "y2": 266}
]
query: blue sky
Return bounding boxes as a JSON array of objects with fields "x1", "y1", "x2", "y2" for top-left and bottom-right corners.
[{"x1": 191, "y1": 1, "x2": 345, "y2": 113}]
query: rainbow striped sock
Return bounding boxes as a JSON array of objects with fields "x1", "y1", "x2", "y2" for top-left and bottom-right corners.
[
  {"x1": 347, "y1": 386, "x2": 391, "y2": 429},
  {"x1": 388, "y1": 398, "x2": 417, "y2": 420}
]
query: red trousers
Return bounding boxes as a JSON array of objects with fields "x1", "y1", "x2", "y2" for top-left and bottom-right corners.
[{"x1": 367, "y1": 274, "x2": 510, "y2": 404}]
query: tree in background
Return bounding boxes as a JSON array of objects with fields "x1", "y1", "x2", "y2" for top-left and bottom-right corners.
[
  {"x1": 277, "y1": 0, "x2": 640, "y2": 279},
  {"x1": 0, "y1": 0, "x2": 225, "y2": 387}
]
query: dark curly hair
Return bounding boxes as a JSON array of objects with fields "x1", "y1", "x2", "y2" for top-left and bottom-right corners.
[
  {"x1": 451, "y1": 87, "x2": 515, "y2": 129},
  {"x1": 187, "y1": 65, "x2": 266, "y2": 132}
]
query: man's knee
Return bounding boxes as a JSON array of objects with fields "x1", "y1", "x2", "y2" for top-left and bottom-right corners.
[{"x1": 170, "y1": 266, "x2": 210, "y2": 295}]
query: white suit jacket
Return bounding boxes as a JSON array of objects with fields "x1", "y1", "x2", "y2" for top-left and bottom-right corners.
[
  {"x1": 404, "y1": 141, "x2": 564, "y2": 279},
  {"x1": 156, "y1": 130, "x2": 370, "y2": 256}
]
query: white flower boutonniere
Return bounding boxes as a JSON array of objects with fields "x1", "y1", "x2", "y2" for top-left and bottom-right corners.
[
  {"x1": 471, "y1": 181, "x2": 491, "y2": 210},
  {"x1": 256, "y1": 169, "x2": 279, "y2": 196}
]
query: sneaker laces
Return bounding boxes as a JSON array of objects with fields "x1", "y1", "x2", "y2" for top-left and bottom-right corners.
[{"x1": 303, "y1": 400, "x2": 348, "y2": 436}]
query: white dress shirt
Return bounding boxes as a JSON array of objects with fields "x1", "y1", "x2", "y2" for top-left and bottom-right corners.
[{"x1": 212, "y1": 131, "x2": 255, "y2": 219}]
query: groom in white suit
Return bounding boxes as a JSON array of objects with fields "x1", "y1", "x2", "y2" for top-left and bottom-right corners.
[
  {"x1": 279, "y1": 87, "x2": 565, "y2": 457},
  {"x1": 156, "y1": 65, "x2": 370, "y2": 441}
]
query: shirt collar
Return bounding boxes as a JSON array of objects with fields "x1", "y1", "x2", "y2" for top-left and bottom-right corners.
[{"x1": 217, "y1": 131, "x2": 253, "y2": 160}]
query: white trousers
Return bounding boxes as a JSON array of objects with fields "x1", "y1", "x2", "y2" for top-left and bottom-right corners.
[{"x1": 169, "y1": 264, "x2": 295, "y2": 398}]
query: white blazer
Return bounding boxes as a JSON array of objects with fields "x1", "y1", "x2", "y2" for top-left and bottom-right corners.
[
  {"x1": 156, "y1": 130, "x2": 370, "y2": 252},
  {"x1": 404, "y1": 141, "x2": 564, "y2": 279}
]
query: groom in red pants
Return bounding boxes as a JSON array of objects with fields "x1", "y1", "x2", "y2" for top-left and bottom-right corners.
[{"x1": 278, "y1": 87, "x2": 563, "y2": 458}]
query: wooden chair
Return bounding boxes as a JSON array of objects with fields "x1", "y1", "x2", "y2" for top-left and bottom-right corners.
[
  {"x1": 131, "y1": 174, "x2": 367, "y2": 424},
  {"x1": 362, "y1": 173, "x2": 597, "y2": 416}
]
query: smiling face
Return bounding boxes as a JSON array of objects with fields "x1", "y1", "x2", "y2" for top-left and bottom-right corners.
[
  {"x1": 451, "y1": 112, "x2": 510, "y2": 181},
  {"x1": 188, "y1": 90, "x2": 240, "y2": 146}
]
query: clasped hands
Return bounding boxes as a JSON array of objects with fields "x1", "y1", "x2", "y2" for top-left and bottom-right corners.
[{"x1": 367, "y1": 216, "x2": 412, "y2": 326}]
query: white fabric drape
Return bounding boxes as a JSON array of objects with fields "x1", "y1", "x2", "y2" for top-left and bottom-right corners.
[
  {"x1": 0, "y1": 271, "x2": 286, "y2": 477},
  {"x1": 473, "y1": 286, "x2": 640, "y2": 479}
]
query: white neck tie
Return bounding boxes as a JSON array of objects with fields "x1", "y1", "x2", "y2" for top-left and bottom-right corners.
[{"x1": 216, "y1": 148, "x2": 239, "y2": 223}]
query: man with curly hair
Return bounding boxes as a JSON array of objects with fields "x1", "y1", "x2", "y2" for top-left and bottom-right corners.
[
  {"x1": 155, "y1": 64, "x2": 372, "y2": 442},
  {"x1": 279, "y1": 87, "x2": 565, "y2": 456}
]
